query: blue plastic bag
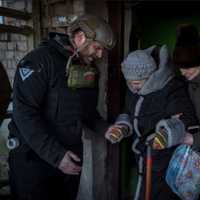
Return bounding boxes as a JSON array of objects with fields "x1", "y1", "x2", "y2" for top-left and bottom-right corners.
[{"x1": 166, "y1": 145, "x2": 200, "y2": 200}]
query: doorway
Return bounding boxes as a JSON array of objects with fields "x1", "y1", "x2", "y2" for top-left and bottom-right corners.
[{"x1": 121, "y1": 2, "x2": 200, "y2": 200}]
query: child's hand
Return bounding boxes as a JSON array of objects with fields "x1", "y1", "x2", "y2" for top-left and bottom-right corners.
[{"x1": 105, "y1": 124, "x2": 125, "y2": 144}]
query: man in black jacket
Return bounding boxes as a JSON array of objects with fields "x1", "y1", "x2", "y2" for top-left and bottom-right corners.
[{"x1": 8, "y1": 14, "x2": 115, "y2": 200}]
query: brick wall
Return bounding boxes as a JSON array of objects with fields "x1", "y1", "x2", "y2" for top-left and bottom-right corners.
[{"x1": 0, "y1": 0, "x2": 33, "y2": 86}]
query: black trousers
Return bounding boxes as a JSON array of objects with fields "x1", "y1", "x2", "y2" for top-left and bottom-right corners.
[{"x1": 8, "y1": 145, "x2": 81, "y2": 200}]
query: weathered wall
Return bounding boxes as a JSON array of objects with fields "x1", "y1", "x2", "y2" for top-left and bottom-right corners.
[
  {"x1": 0, "y1": 1, "x2": 33, "y2": 195},
  {"x1": 0, "y1": 33, "x2": 31, "y2": 86},
  {"x1": 40, "y1": 0, "x2": 84, "y2": 39},
  {"x1": 0, "y1": 0, "x2": 33, "y2": 86}
]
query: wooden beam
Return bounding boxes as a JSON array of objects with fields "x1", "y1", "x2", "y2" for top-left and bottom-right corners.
[
  {"x1": 106, "y1": 1, "x2": 125, "y2": 200},
  {"x1": 0, "y1": 7, "x2": 32, "y2": 20},
  {"x1": 32, "y1": 0, "x2": 42, "y2": 47},
  {"x1": 49, "y1": 0, "x2": 65, "y2": 4},
  {"x1": 0, "y1": 24, "x2": 33, "y2": 35},
  {"x1": 107, "y1": 3, "x2": 125, "y2": 122}
]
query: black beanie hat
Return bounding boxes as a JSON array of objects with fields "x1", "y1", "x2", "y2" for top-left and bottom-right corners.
[{"x1": 173, "y1": 24, "x2": 200, "y2": 68}]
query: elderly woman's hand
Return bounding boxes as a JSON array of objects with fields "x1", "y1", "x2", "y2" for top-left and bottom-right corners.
[{"x1": 181, "y1": 132, "x2": 194, "y2": 146}]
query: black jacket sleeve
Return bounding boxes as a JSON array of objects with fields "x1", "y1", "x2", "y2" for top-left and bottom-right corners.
[
  {"x1": 13, "y1": 56, "x2": 66, "y2": 168},
  {"x1": 165, "y1": 79, "x2": 198, "y2": 128},
  {"x1": 193, "y1": 131, "x2": 200, "y2": 150}
]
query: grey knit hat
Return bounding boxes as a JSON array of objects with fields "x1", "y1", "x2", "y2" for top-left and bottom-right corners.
[{"x1": 121, "y1": 46, "x2": 157, "y2": 80}]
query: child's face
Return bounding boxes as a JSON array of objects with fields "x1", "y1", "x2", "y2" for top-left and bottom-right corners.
[
  {"x1": 180, "y1": 66, "x2": 200, "y2": 81},
  {"x1": 127, "y1": 79, "x2": 147, "y2": 93}
]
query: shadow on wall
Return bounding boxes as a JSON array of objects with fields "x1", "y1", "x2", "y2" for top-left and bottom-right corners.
[
  {"x1": 0, "y1": 63, "x2": 12, "y2": 194},
  {"x1": 0, "y1": 61, "x2": 12, "y2": 156},
  {"x1": 0, "y1": 61, "x2": 12, "y2": 126},
  {"x1": 0, "y1": 62, "x2": 12, "y2": 196}
]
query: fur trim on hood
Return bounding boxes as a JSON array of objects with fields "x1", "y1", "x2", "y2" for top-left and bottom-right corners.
[{"x1": 138, "y1": 45, "x2": 175, "y2": 95}]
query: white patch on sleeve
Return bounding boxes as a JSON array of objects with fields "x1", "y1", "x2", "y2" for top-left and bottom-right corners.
[{"x1": 19, "y1": 67, "x2": 34, "y2": 81}]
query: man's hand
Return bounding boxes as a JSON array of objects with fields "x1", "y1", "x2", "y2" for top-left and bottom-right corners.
[{"x1": 58, "y1": 151, "x2": 82, "y2": 175}]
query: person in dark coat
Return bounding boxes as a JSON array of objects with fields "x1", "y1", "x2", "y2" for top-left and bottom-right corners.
[
  {"x1": 8, "y1": 14, "x2": 115, "y2": 200},
  {"x1": 173, "y1": 24, "x2": 200, "y2": 149},
  {"x1": 0, "y1": 62, "x2": 11, "y2": 126},
  {"x1": 105, "y1": 45, "x2": 198, "y2": 200}
]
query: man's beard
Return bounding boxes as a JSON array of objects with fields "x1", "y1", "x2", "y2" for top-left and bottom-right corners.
[
  {"x1": 80, "y1": 53, "x2": 98, "y2": 65},
  {"x1": 78, "y1": 45, "x2": 97, "y2": 65},
  {"x1": 82, "y1": 56, "x2": 94, "y2": 64}
]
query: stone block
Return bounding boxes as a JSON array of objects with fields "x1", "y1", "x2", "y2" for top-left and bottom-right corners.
[
  {"x1": 17, "y1": 41, "x2": 27, "y2": 51},
  {"x1": 20, "y1": 35, "x2": 27, "y2": 41},
  {"x1": 12, "y1": 1, "x2": 25, "y2": 11},
  {"x1": 7, "y1": 42, "x2": 16, "y2": 50},
  {"x1": 6, "y1": 51, "x2": 15, "y2": 59},
  {"x1": 11, "y1": 34, "x2": 21, "y2": 41},
  {"x1": 0, "y1": 50, "x2": 5, "y2": 60},
  {"x1": 0, "y1": 33, "x2": 8, "y2": 41},
  {"x1": 7, "y1": 68, "x2": 16, "y2": 82},
  {"x1": 1, "y1": 60, "x2": 7, "y2": 68},
  {"x1": 27, "y1": 0, "x2": 32, "y2": 13},
  {"x1": 7, "y1": 60, "x2": 16, "y2": 70},
  {"x1": 0, "y1": 42, "x2": 7, "y2": 50}
]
